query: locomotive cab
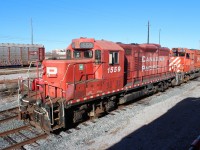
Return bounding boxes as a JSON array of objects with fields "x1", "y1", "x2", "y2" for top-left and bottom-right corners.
[
  {"x1": 170, "y1": 48, "x2": 194, "y2": 72},
  {"x1": 170, "y1": 48, "x2": 195, "y2": 84}
]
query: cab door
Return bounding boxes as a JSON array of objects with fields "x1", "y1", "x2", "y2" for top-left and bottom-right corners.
[
  {"x1": 74, "y1": 63, "x2": 86, "y2": 99},
  {"x1": 102, "y1": 50, "x2": 124, "y2": 92}
]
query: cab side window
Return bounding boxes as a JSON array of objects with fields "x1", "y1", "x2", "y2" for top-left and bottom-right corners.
[
  {"x1": 74, "y1": 51, "x2": 81, "y2": 58},
  {"x1": 109, "y1": 51, "x2": 119, "y2": 65},
  {"x1": 84, "y1": 50, "x2": 93, "y2": 58},
  {"x1": 186, "y1": 53, "x2": 190, "y2": 59},
  {"x1": 66, "y1": 49, "x2": 71, "y2": 59},
  {"x1": 95, "y1": 50, "x2": 101, "y2": 63}
]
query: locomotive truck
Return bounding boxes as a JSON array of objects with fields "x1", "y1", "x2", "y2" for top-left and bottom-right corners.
[{"x1": 18, "y1": 37, "x2": 200, "y2": 132}]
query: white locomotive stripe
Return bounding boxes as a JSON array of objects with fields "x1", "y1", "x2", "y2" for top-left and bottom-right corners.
[
  {"x1": 169, "y1": 58, "x2": 179, "y2": 67},
  {"x1": 174, "y1": 59, "x2": 181, "y2": 66},
  {"x1": 171, "y1": 57, "x2": 179, "y2": 64},
  {"x1": 170, "y1": 60, "x2": 180, "y2": 69},
  {"x1": 169, "y1": 57, "x2": 179, "y2": 66}
]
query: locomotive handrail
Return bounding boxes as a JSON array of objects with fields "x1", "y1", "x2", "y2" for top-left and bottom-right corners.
[
  {"x1": 60, "y1": 61, "x2": 97, "y2": 100},
  {"x1": 18, "y1": 77, "x2": 23, "y2": 111},
  {"x1": 58, "y1": 61, "x2": 100, "y2": 125},
  {"x1": 27, "y1": 61, "x2": 37, "y2": 89},
  {"x1": 60, "y1": 62, "x2": 92, "y2": 90},
  {"x1": 43, "y1": 80, "x2": 54, "y2": 125},
  {"x1": 19, "y1": 74, "x2": 54, "y2": 125},
  {"x1": 17, "y1": 77, "x2": 32, "y2": 110},
  {"x1": 27, "y1": 61, "x2": 37, "y2": 77}
]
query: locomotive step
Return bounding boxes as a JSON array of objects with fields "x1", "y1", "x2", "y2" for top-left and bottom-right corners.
[
  {"x1": 54, "y1": 117, "x2": 60, "y2": 121},
  {"x1": 53, "y1": 109, "x2": 59, "y2": 113}
]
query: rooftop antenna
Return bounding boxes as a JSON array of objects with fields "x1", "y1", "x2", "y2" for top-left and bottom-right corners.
[
  {"x1": 147, "y1": 21, "x2": 150, "y2": 44},
  {"x1": 31, "y1": 18, "x2": 33, "y2": 44}
]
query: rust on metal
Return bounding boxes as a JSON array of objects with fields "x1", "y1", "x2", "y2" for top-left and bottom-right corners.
[
  {"x1": 0, "y1": 107, "x2": 18, "y2": 114},
  {"x1": 0, "y1": 115, "x2": 18, "y2": 124},
  {"x1": 0, "y1": 125, "x2": 30, "y2": 137},
  {"x1": 2, "y1": 133, "x2": 47, "y2": 150},
  {"x1": 0, "y1": 124, "x2": 48, "y2": 150},
  {"x1": 0, "y1": 107, "x2": 19, "y2": 124}
]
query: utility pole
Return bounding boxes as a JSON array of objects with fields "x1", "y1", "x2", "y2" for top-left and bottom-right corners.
[
  {"x1": 159, "y1": 29, "x2": 161, "y2": 45},
  {"x1": 31, "y1": 18, "x2": 33, "y2": 44},
  {"x1": 147, "y1": 21, "x2": 150, "y2": 44}
]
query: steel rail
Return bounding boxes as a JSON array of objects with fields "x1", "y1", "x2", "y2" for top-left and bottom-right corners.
[
  {"x1": 2, "y1": 133, "x2": 48, "y2": 150},
  {"x1": 0, "y1": 125, "x2": 48, "y2": 150},
  {"x1": 0, "y1": 125, "x2": 30, "y2": 137},
  {"x1": 0, "y1": 115, "x2": 18, "y2": 124},
  {"x1": 0, "y1": 107, "x2": 19, "y2": 123},
  {"x1": 0, "y1": 107, "x2": 18, "y2": 114}
]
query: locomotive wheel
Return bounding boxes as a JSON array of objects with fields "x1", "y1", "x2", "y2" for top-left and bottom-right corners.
[
  {"x1": 159, "y1": 82, "x2": 165, "y2": 92},
  {"x1": 164, "y1": 81, "x2": 169, "y2": 90},
  {"x1": 184, "y1": 75, "x2": 189, "y2": 83}
]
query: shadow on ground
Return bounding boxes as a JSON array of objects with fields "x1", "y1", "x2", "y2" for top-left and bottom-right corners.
[{"x1": 108, "y1": 97, "x2": 200, "y2": 150}]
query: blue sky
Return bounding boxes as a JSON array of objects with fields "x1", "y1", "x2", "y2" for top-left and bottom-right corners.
[{"x1": 1, "y1": 0, "x2": 200, "y2": 51}]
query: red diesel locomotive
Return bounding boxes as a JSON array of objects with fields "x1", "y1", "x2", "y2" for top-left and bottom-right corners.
[
  {"x1": 170, "y1": 48, "x2": 200, "y2": 84},
  {"x1": 18, "y1": 37, "x2": 200, "y2": 132}
]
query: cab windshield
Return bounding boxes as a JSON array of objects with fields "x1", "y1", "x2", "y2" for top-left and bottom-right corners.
[
  {"x1": 172, "y1": 51, "x2": 185, "y2": 57},
  {"x1": 74, "y1": 50, "x2": 93, "y2": 59}
]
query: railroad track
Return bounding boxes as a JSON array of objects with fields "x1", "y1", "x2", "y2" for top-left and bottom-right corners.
[
  {"x1": 0, "y1": 125, "x2": 48, "y2": 150},
  {"x1": 0, "y1": 93, "x2": 154, "y2": 149},
  {"x1": 0, "y1": 107, "x2": 48, "y2": 150},
  {"x1": 0, "y1": 67, "x2": 39, "y2": 75},
  {"x1": 0, "y1": 107, "x2": 19, "y2": 124}
]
